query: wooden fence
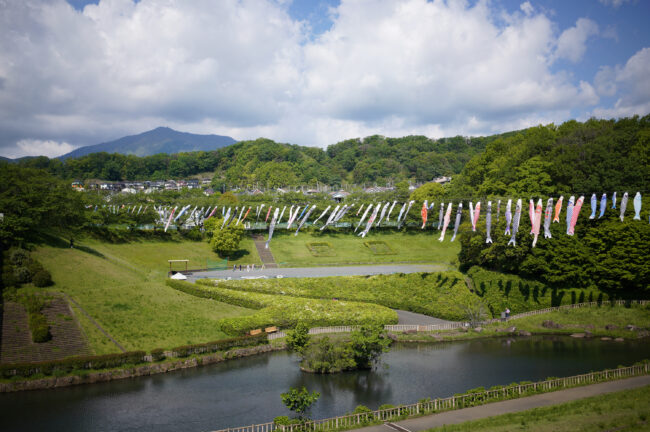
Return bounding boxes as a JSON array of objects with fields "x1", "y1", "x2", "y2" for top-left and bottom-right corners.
[
  {"x1": 211, "y1": 362, "x2": 650, "y2": 432},
  {"x1": 267, "y1": 300, "x2": 649, "y2": 341}
]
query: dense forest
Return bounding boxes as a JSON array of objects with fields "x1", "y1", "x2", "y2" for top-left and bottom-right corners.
[
  {"x1": 448, "y1": 116, "x2": 649, "y2": 197},
  {"x1": 6, "y1": 133, "x2": 506, "y2": 186},
  {"x1": 453, "y1": 115, "x2": 650, "y2": 296}
]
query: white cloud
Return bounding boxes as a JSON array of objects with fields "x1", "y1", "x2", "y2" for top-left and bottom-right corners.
[
  {"x1": 555, "y1": 18, "x2": 599, "y2": 63},
  {"x1": 592, "y1": 47, "x2": 650, "y2": 118},
  {"x1": 598, "y1": 0, "x2": 631, "y2": 8},
  {"x1": 520, "y1": 2, "x2": 534, "y2": 16},
  {"x1": 0, "y1": 0, "x2": 640, "y2": 157},
  {"x1": 5, "y1": 139, "x2": 75, "y2": 159}
]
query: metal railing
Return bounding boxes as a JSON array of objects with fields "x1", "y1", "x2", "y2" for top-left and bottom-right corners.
[
  {"x1": 212, "y1": 362, "x2": 650, "y2": 432},
  {"x1": 267, "y1": 300, "x2": 649, "y2": 341}
]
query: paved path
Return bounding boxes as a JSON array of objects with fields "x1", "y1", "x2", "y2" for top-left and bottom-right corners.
[
  {"x1": 353, "y1": 375, "x2": 650, "y2": 432},
  {"x1": 396, "y1": 310, "x2": 455, "y2": 326},
  {"x1": 251, "y1": 233, "x2": 278, "y2": 269},
  {"x1": 187, "y1": 264, "x2": 446, "y2": 282}
]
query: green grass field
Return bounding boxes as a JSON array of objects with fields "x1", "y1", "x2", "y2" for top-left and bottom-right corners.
[
  {"x1": 32, "y1": 239, "x2": 256, "y2": 353},
  {"x1": 492, "y1": 305, "x2": 650, "y2": 338},
  {"x1": 269, "y1": 230, "x2": 460, "y2": 267},
  {"x1": 427, "y1": 384, "x2": 650, "y2": 432}
]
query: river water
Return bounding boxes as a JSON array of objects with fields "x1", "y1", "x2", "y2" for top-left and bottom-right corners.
[{"x1": 1, "y1": 336, "x2": 649, "y2": 432}]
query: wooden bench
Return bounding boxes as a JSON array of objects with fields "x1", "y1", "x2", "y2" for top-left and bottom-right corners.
[
  {"x1": 264, "y1": 326, "x2": 278, "y2": 334},
  {"x1": 248, "y1": 329, "x2": 262, "y2": 336}
]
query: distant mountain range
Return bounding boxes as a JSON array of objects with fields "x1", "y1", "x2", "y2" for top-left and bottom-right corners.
[{"x1": 57, "y1": 127, "x2": 236, "y2": 160}]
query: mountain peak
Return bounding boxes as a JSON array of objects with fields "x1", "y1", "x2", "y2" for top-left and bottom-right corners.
[{"x1": 59, "y1": 128, "x2": 236, "y2": 160}]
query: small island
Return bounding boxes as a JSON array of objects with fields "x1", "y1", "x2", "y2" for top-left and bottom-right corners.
[{"x1": 287, "y1": 323, "x2": 391, "y2": 373}]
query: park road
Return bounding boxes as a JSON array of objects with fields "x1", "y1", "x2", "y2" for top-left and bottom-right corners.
[
  {"x1": 186, "y1": 264, "x2": 450, "y2": 282},
  {"x1": 353, "y1": 375, "x2": 650, "y2": 432}
]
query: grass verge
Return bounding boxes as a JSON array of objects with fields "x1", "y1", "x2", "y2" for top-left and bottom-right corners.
[{"x1": 426, "y1": 384, "x2": 650, "y2": 432}]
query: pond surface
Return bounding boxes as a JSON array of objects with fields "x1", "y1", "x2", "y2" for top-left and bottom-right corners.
[{"x1": 1, "y1": 336, "x2": 649, "y2": 432}]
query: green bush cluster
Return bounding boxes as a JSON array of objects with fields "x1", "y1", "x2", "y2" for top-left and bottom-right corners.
[
  {"x1": 29, "y1": 313, "x2": 50, "y2": 343},
  {"x1": 198, "y1": 272, "x2": 476, "y2": 321},
  {"x1": 0, "y1": 351, "x2": 146, "y2": 379},
  {"x1": 150, "y1": 348, "x2": 166, "y2": 361},
  {"x1": 168, "y1": 279, "x2": 397, "y2": 335},
  {"x1": 1, "y1": 248, "x2": 52, "y2": 288},
  {"x1": 16, "y1": 294, "x2": 51, "y2": 343},
  {"x1": 468, "y1": 266, "x2": 608, "y2": 317}
]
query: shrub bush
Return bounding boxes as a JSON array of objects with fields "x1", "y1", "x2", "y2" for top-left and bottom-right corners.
[
  {"x1": 29, "y1": 313, "x2": 51, "y2": 343},
  {"x1": 467, "y1": 266, "x2": 608, "y2": 317},
  {"x1": 32, "y1": 269, "x2": 53, "y2": 287},
  {"x1": 150, "y1": 348, "x2": 166, "y2": 361},
  {"x1": 197, "y1": 271, "x2": 477, "y2": 321},
  {"x1": 9, "y1": 248, "x2": 29, "y2": 266},
  {"x1": 13, "y1": 266, "x2": 32, "y2": 284},
  {"x1": 170, "y1": 333, "x2": 268, "y2": 357},
  {"x1": 2, "y1": 270, "x2": 19, "y2": 288},
  {"x1": 169, "y1": 279, "x2": 398, "y2": 335}
]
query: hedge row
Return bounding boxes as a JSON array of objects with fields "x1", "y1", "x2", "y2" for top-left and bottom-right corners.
[
  {"x1": 196, "y1": 272, "x2": 476, "y2": 321},
  {"x1": 167, "y1": 333, "x2": 268, "y2": 358},
  {"x1": 0, "y1": 351, "x2": 146, "y2": 379},
  {"x1": 467, "y1": 266, "x2": 609, "y2": 317},
  {"x1": 168, "y1": 279, "x2": 398, "y2": 335},
  {"x1": 0, "y1": 333, "x2": 269, "y2": 379}
]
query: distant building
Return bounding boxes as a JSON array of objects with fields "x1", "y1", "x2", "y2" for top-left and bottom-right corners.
[
  {"x1": 204, "y1": 188, "x2": 215, "y2": 196},
  {"x1": 432, "y1": 176, "x2": 452, "y2": 184},
  {"x1": 331, "y1": 190, "x2": 350, "y2": 202},
  {"x1": 71, "y1": 181, "x2": 84, "y2": 190},
  {"x1": 363, "y1": 186, "x2": 394, "y2": 193}
]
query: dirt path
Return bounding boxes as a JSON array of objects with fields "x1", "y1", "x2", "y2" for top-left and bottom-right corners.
[{"x1": 353, "y1": 375, "x2": 650, "y2": 432}]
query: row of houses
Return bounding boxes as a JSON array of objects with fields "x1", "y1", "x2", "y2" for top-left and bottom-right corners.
[
  {"x1": 73, "y1": 179, "x2": 212, "y2": 193},
  {"x1": 73, "y1": 176, "x2": 452, "y2": 195}
]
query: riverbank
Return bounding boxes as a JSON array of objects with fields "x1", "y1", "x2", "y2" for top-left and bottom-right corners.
[{"x1": 0, "y1": 342, "x2": 285, "y2": 393}]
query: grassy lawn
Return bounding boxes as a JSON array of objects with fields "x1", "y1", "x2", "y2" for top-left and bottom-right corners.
[
  {"x1": 427, "y1": 384, "x2": 650, "y2": 431},
  {"x1": 493, "y1": 305, "x2": 650, "y2": 338},
  {"x1": 32, "y1": 240, "x2": 256, "y2": 353},
  {"x1": 82, "y1": 236, "x2": 261, "y2": 276},
  {"x1": 269, "y1": 230, "x2": 460, "y2": 267}
]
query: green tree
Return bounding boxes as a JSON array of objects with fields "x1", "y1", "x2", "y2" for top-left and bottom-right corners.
[
  {"x1": 349, "y1": 324, "x2": 391, "y2": 369},
  {"x1": 286, "y1": 322, "x2": 310, "y2": 354},
  {"x1": 206, "y1": 219, "x2": 245, "y2": 257},
  {"x1": 281, "y1": 386, "x2": 320, "y2": 418},
  {"x1": 0, "y1": 166, "x2": 86, "y2": 245},
  {"x1": 410, "y1": 181, "x2": 445, "y2": 203}
]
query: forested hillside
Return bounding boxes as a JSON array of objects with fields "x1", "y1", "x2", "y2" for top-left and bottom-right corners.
[
  {"x1": 5, "y1": 133, "x2": 503, "y2": 185},
  {"x1": 449, "y1": 116, "x2": 649, "y2": 197},
  {"x1": 454, "y1": 115, "x2": 650, "y2": 297}
]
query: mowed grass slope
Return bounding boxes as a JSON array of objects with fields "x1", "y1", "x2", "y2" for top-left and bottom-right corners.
[
  {"x1": 270, "y1": 230, "x2": 460, "y2": 267},
  {"x1": 33, "y1": 240, "x2": 255, "y2": 353}
]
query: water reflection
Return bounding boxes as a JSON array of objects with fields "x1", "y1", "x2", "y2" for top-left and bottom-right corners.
[{"x1": 1, "y1": 336, "x2": 648, "y2": 432}]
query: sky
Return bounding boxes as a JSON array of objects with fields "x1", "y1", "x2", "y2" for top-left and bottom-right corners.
[{"x1": 0, "y1": 0, "x2": 649, "y2": 158}]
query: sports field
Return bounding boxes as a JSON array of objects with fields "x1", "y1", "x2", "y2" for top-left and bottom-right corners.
[{"x1": 269, "y1": 230, "x2": 460, "y2": 267}]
